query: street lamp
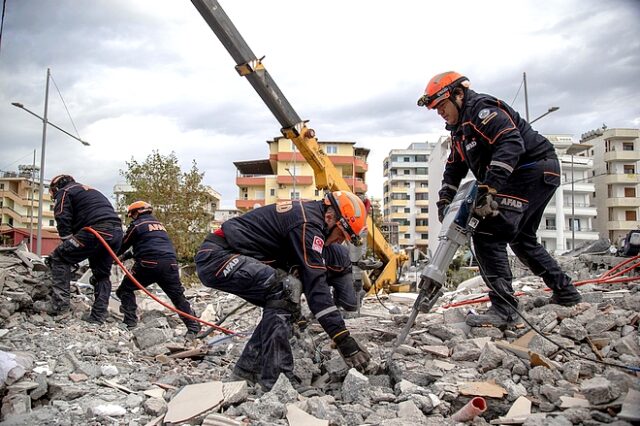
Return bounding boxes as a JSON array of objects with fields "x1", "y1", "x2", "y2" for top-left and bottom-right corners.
[
  {"x1": 530, "y1": 106, "x2": 560, "y2": 125},
  {"x1": 284, "y1": 167, "x2": 296, "y2": 200},
  {"x1": 565, "y1": 143, "x2": 592, "y2": 251},
  {"x1": 11, "y1": 68, "x2": 89, "y2": 256}
]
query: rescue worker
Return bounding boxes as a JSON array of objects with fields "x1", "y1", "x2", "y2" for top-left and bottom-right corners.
[
  {"x1": 418, "y1": 72, "x2": 582, "y2": 328},
  {"x1": 116, "y1": 201, "x2": 201, "y2": 339},
  {"x1": 195, "y1": 191, "x2": 370, "y2": 390},
  {"x1": 35, "y1": 175, "x2": 123, "y2": 324}
]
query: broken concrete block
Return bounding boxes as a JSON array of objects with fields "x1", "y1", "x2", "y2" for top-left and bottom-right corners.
[
  {"x1": 397, "y1": 399, "x2": 425, "y2": 421},
  {"x1": 613, "y1": 334, "x2": 640, "y2": 357},
  {"x1": 559, "y1": 318, "x2": 587, "y2": 341},
  {"x1": 342, "y1": 369, "x2": 370, "y2": 404},
  {"x1": 451, "y1": 342, "x2": 481, "y2": 362},
  {"x1": 477, "y1": 342, "x2": 506, "y2": 373},
  {"x1": 143, "y1": 397, "x2": 167, "y2": 416},
  {"x1": 586, "y1": 315, "x2": 617, "y2": 335},
  {"x1": 133, "y1": 327, "x2": 172, "y2": 350},
  {"x1": 562, "y1": 360, "x2": 581, "y2": 384},
  {"x1": 580, "y1": 377, "x2": 621, "y2": 405},
  {"x1": 1, "y1": 393, "x2": 31, "y2": 418}
]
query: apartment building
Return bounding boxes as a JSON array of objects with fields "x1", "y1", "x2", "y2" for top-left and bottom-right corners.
[
  {"x1": 539, "y1": 135, "x2": 599, "y2": 253},
  {"x1": 0, "y1": 166, "x2": 59, "y2": 253},
  {"x1": 581, "y1": 128, "x2": 640, "y2": 245},
  {"x1": 234, "y1": 137, "x2": 369, "y2": 210},
  {"x1": 383, "y1": 142, "x2": 434, "y2": 261}
]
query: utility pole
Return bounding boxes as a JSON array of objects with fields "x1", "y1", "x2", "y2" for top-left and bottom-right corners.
[
  {"x1": 523, "y1": 72, "x2": 530, "y2": 122},
  {"x1": 36, "y1": 68, "x2": 51, "y2": 256}
]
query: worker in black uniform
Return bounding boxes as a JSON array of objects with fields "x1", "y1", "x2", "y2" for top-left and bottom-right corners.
[
  {"x1": 418, "y1": 72, "x2": 582, "y2": 328},
  {"x1": 34, "y1": 175, "x2": 123, "y2": 324},
  {"x1": 116, "y1": 201, "x2": 201, "y2": 339},
  {"x1": 195, "y1": 190, "x2": 370, "y2": 390}
]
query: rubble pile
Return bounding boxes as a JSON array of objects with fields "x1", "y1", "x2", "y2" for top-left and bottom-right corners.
[{"x1": 0, "y1": 245, "x2": 639, "y2": 425}]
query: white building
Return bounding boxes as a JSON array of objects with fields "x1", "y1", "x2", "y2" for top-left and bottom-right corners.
[
  {"x1": 383, "y1": 142, "x2": 434, "y2": 261},
  {"x1": 539, "y1": 135, "x2": 599, "y2": 253}
]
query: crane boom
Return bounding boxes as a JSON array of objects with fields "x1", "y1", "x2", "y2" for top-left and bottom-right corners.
[{"x1": 191, "y1": 0, "x2": 407, "y2": 290}]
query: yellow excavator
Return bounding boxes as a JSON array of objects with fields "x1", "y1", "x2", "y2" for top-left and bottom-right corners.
[{"x1": 190, "y1": 0, "x2": 408, "y2": 293}]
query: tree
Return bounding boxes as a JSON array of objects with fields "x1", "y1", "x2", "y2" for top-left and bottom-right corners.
[{"x1": 120, "y1": 151, "x2": 212, "y2": 262}]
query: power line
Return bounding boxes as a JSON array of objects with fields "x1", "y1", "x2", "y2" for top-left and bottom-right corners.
[
  {"x1": 50, "y1": 72, "x2": 82, "y2": 140},
  {"x1": 510, "y1": 76, "x2": 524, "y2": 106},
  {"x1": 1, "y1": 151, "x2": 36, "y2": 172}
]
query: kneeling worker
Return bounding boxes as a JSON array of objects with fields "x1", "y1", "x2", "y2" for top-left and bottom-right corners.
[{"x1": 116, "y1": 201, "x2": 201, "y2": 339}]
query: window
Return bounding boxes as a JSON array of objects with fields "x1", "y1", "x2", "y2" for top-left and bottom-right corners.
[
  {"x1": 623, "y1": 165, "x2": 635, "y2": 174},
  {"x1": 420, "y1": 182, "x2": 428, "y2": 188},
  {"x1": 545, "y1": 218, "x2": 556, "y2": 230},
  {"x1": 403, "y1": 157, "x2": 411, "y2": 162},
  {"x1": 291, "y1": 191, "x2": 300, "y2": 200},
  {"x1": 270, "y1": 188, "x2": 275, "y2": 196},
  {"x1": 569, "y1": 218, "x2": 581, "y2": 231},
  {"x1": 325, "y1": 145, "x2": 338, "y2": 154},
  {"x1": 49, "y1": 220, "x2": 55, "y2": 226},
  {"x1": 403, "y1": 170, "x2": 410, "y2": 175},
  {"x1": 626, "y1": 210, "x2": 637, "y2": 221},
  {"x1": 315, "y1": 189, "x2": 320, "y2": 196},
  {"x1": 8, "y1": 218, "x2": 13, "y2": 226},
  {"x1": 404, "y1": 233, "x2": 411, "y2": 239},
  {"x1": 404, "y1": 208, "x2": 411, "y2": 213},
  {"x1": 624, "y1": 187, "x2": 636, "y2": 197},
  {"x1": 416, "y1": 155, "x2": 427, "y2": 162},
  {"x1": 404, "y1": 182, "x2": 410, "y2": 187},
  {"x1": 255, "y1": 190, "x2": 265, "y2": 199},
  {"x1": 421, "y1": 234, "x2": 429, "y2": 239},
  {"x1": 623, "y1": 142, "x2": 634, "y2": 151},
  {"x1": 415, "y1": 168, "x2": 428, "y2": 175},
  {"x1": 420, "y1": 208, "x2": 428, "y2": 214},
  {"x1": 0, "y1": 183, "x2": 4, "y2": 189},
  {"x1": 415, "y1": 193, "x2": 429, "y2": 200},
  {"x1": 416, "y1": 219, "x2": 428, "y2": 227}
]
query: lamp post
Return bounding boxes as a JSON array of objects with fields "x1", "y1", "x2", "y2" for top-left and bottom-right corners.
[
  {"x1": 11, "y1": 68, "x2": 90, "y2": 255},
  {"x1": 530, "y1": 106, "x2": 560, "y2": 125},
  {"x1": 565, "y1": 143, "x2": 592, "y2": 251},
  {"x1": 284, "y1": 167, "x2": 296, "y2": 200}
]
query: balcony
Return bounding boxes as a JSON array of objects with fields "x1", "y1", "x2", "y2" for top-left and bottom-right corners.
[
  {"x1": 415, "y1": 226, "x2": 429, "y2": 233},
  {"x1": 415, "y1": 199, "x2": 429, "y2": 207},
  {"x1": 343, "y1": 177, "x2": 367, "y2": 192},
  {"x1": 604, "y1": 173, "x2": 640, "y2": 184},
  {"x1": 560, "y1": 182, "x2": 594, "y2": 193},
  {"x1": 604, "y1": 151, "x2": 640, "y2": 162},
  {"x1": 606, "y1": 197, "x2": 640, "y2": 208},
  {"x1": 236, "y1": 199, "x2": 265, "y2": 210},
  {"x1": 608, "y1": 220, "x2": 640, "y2": 231},
  {"x1": 236, "y1": 176, "x2": 266, "y2": 186},
  {"x1": 276, "y1": 175, "x2": 313, "y2": 185}
]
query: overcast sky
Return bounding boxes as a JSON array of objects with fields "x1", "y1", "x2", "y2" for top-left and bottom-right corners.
[{"x1": 1, "y1": 0, "x2": 638, "y2": 208}]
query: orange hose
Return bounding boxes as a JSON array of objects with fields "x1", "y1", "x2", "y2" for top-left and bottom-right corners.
[
  {"x1": 442, "y1": 254, "x2": 640, "y2": 310},
  {"x1": 84, "y1": 226, "x2": 237, "y2": 335}
]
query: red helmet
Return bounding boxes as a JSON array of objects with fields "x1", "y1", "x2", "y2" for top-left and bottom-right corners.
[
  {"x1": 325, "y1": 191, "x2": 367, "y2": 245},
  {"x1": 417, "y1": 71, "x2": 469, "y2": 109},
  {"x1": 127, "y1": 201, "x2": 152, "y2": 217}
]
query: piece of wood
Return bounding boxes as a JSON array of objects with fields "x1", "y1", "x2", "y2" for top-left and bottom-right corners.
[
  {"x1": 164, "y1": 381, "x2": 224, "y2": 424},
  {"x1": 458, "y1": 381, "x2": 507, "y2": 399},
  {"x1": 530, "y1": 352, "x2": 555, "y2": 370},
  {"x1": 585, "y1": 336, "x2": 604, "y2": 361},
  {"x1": 167, "y1": 346, "x2": 208, "y2": 359},
  {"x1": 98, "y1": 378, "x2": 135, "y2": 394},
  {"x1": 495, "y1": 341, "x2": 530, "y2": 360},
  {"x1": 286, "y1": 404, "x2": 329, "y2": 426},
  {"x1": 143, "y1": 387, "x2": 165, "y2": 399},
  {"x1": 152, "y1": 382, "x2": 178, "y2": 391}
]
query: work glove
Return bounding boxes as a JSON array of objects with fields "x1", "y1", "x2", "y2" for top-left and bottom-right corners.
[
  {"x1": 436, "y1": 198, "x2": 452, "y2": 223},
  {"x1": 334, "y1": 333, "x2": 370, "y2": 371},
  {"x1": 474, "y1": 185, "x2": 499, "y2": 218}
]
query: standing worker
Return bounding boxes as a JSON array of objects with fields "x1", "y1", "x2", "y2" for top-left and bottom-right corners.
[
  {"x1": 195, "y1": 191, "x2": 370, "y2": 390},
  {"x1": 116, "y1": 201, "x2": 201, "y2": 339},
  {"x1": 34, "y1": 175, "x2": 123, "y2": 324},
  {"x1": 418, "y1": 72, "x2": 582, "y2": 328}
]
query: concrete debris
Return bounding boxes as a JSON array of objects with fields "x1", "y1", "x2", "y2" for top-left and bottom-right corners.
[{"x1": 0, "y1": 246, "x2": 638, "y2": 424}]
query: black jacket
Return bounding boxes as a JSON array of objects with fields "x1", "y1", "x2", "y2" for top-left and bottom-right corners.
[
  {"x1": 53, "y1": 182, "x2": 121, "y2": 238},
  {"x1": 439, "y1": 89, "x2": 556, "y2": 201},
  {"x1": 119, "y1": 213, "x2": 177, "y2": 261},
  {"x1": 221, "y1": 200, "x2": 347, "y2": 336}
]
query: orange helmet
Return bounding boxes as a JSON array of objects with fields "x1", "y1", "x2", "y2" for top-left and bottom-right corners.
[
  {"x1": 49, "y1": 174, "x2": 75, "y2": 196},
  {"x1": 127, "y1": 201, "x2": 152, "y2": 217},
  {"x1": 325, "y1": 191, "x2": 367, "y2": 245},
  {"x1": 417, "y1": 71, "x2": 469, "y2": 109}
]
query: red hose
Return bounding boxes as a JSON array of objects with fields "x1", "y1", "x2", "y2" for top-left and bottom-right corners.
[
  {"x1": 84, "y1": 226, "x2": 236, "y2": 335},
  {"x1": 442, "y1": 254, "x2": 640, "y2": 310}
]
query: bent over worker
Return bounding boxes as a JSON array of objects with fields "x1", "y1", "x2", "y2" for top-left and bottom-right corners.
[
  {"x1": 116, "y1": 201, "x2": 201, "y2": 339},
  {"x1": 35, "y1": 175, "x2": 123, "y2": 324},
  {"x1": 418, "y1": 71, "x2": 582, "y2": 328},
  {"x1": 195, "y1": 190, "x2": 370, "y2": 390}
]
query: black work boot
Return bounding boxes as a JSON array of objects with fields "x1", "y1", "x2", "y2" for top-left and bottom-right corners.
[
  {"x1": 81, "y1": 312, "x2": 104, "y2": 325},
  {"x1": 548, "y1": 285, "x2": 582, "y2": 306},
  {"x1": 465, "y1": 306, "x2": 515, "y2": 328},
  {"x1": 226, "y1": 365, "x2": 258, "y2": 385}
]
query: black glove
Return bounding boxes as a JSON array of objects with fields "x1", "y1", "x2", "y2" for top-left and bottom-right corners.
[
  {"x1": 436, "y1": 198, "x2": 452, "y2": 223},
  {"x1": 474, "y1": 185, "x2": 499, "y2": 218},
  {"x1": 118, "y1": 251, "x2": 133, "y2": 262},
  {"x1": 334, "y1": 333, "x2": 370, "y2": 371}
]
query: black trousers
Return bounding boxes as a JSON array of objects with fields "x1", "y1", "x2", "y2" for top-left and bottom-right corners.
[
  {"x1": 115, "y1": 259, "x2": 200, "y2": 332},
  {"x1": 195, "y1": 240, "x2": 292, "y2": 390},
  {"x1": 49, "y1": 222, "x2": 122, "y2": 320},
  {"x1": 473, "y1": 158, "x2": 572, "y2": 318}
]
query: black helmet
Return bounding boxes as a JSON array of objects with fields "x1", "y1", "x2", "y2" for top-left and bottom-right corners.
[{"x1": 49, "y1": 174, "x2": 75, "y2": 196}]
